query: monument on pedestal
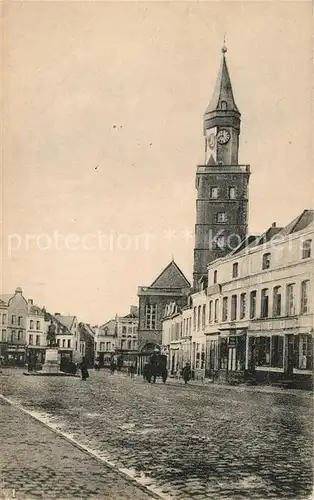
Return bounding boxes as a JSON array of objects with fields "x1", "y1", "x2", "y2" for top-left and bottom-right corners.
[{"x1": 42, "y1": 321, "x2": 60, "y2": 374}]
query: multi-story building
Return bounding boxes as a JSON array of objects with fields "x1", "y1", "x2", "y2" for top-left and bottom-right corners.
[
  {"x1": 45, "y1": 312, "x2": 82, "y2": 365},
  {"x1": 95, "y1": 306, "x2": 139, "y2": 368},
  {"x1": 0, "y1": 287, "x2": 28, "y2": 365},
  {"x1": 162, "y1": 210, "x2": 313, "y2": 389},
  {"x1": 193, "y1": 43, "x2": 250, "y2": 290},
  {"x1": 26, "y1": 299, "x2": 47, "y2": 366},
  {"x1": 137, "y1": 260, "x2": 191, "y2": 362},
  {"x1": 162, "y1": 292, "x2": 206, "y2": 381},
  {"x1": 205, "y1": 210, "x2": 313, "y2": 388},
  {"x1": 94, "y1": 320, "x2": 117, "y2": 367},
  {"x1": 0, "y1": 299, "x2": 8, "y2": 362}
]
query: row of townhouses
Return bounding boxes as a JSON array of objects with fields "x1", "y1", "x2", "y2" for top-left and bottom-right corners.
[
  {"x1": 161, "y1": 211, "x2": 313, "y2": 389},
  {"x1": 0, "y1": 287, "x2": 139, "y2": 370},
  {"x1": 0, "y1": 289, "x2": 94, "y2": 368}
]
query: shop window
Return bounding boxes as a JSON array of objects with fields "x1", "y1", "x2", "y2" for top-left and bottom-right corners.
[
  {"x1": 262, "y1": 253, "x2": 271, "y2": 270},
  {"x1": 298, "y1": 335, "x2": 313, "y2": 370},
  {"x1": 214, "y1": 299, "x2": 219, "y2": 323},
  {"x1": 231, "y1": 295, "x2": 237, "y2": 321},
  {"x1": 302, "y1": 239, "x2": 311, "y2": 259},
  {"x1": 261, "y1": 288, "x2": 269, "y2": 318},
  {"x1": 256, "y1": 337, "x2": 271, "y2": 366},
  {"x1": 250, "y1": 291, "x2": 257, "y2": 319},
  {"x1": 232, "y1": 262, "x2": 238, "y2": 278},
  {"x1": 240, "y1": 293, "x2": 246, "y2": 319},
  {"x1": 271, "y1": 336, "x2": 284, "y2": 368},
  {"x1": 300, "y1": 280, "x2": 310, "y2": 314},
  {"x1": 286, "y1": 283, "x2": 296, "y2": 316},
  {"x1": 222, "y1": 297, "x2": 228, "y2": 322},
  {"x1": 273, "y1": 286, "x2": 282, "y2": 317}
]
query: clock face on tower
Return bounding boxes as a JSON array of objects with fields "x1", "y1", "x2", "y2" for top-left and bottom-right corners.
[{"x1": 217, "y1": 129, "x2": 231, "y2": 145}]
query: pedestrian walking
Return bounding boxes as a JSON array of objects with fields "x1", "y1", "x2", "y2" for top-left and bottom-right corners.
[
  {"x1": 182, "y1": 362, "x2": 191, "y2": 385},
  {"x1": 80, "y1": 356, "x2": 89, "y2": 381},
  {"x1": 129, "y1": 364, "x2": 135, "y2": 378}
]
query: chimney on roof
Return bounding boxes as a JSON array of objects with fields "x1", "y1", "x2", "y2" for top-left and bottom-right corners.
[
  {"x1": 28, "y1": 299, "x2": 33, "y2": 305},
  {"x1": 271, "y1": 222, "x2": 276, "y2": 228}
]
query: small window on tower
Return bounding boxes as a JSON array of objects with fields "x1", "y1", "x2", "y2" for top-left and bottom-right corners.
[
  {"x1": 216, "y1": 212, "x2": 227, "y2": 223},
  {"x1": 221, "y1": 101, "x2": 227, "y2": 110},
  {"x1": 210, "y1": 187, "x2": 218, "y2": 199},
  {"x1": 228, "y1": 187, "x2": 236, "y2": 199}
]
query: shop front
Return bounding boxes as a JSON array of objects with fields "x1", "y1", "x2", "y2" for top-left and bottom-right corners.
[
  {"x1": 218, "y1": 330, "x2": 247, "y2": 384},
  {"x1": 247, "y1": 330, "x2": 313, "y2": 389},
  {"x1": 6, "y1": 344, "x2": 26, "y2": 366}
]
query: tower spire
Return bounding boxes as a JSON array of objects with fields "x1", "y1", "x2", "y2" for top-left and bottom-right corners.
[{"x1": 205, "y1": 44, "x2": 239, "y2": 115}]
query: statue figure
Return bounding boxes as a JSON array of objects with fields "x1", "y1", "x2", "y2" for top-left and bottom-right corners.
[{"x1": 47, "y1": 321, "x2": 57, "y2": 348}]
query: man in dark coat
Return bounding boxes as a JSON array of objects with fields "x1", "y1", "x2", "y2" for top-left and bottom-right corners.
[
  {"x1": 182, "y1": 363, "x2": 191, "y2": 385},
  {"x1": 80, "y1": 356, "x2": 89, "y2": 381}
]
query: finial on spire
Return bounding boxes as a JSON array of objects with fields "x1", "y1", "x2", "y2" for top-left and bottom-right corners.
[
  {"x1": 221, "y1": 33, "x2": 227, "y2": 54},
  {"x1": 171, "y1": 254, "x2": 174, "y2": 262}
]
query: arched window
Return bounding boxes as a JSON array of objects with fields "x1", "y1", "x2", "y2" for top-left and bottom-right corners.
[{"x1": 221, "y1": 100, "x2": 227, "y2": 110}]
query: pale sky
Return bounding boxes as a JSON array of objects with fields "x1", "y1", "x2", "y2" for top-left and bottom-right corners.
[{"x1": 2, "y1": 1, "x2": 313, "y2": 324}]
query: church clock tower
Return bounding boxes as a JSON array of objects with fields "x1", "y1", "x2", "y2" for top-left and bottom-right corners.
[{"x1": 193, "y1": 43, "x2": 250, "y2": 290}]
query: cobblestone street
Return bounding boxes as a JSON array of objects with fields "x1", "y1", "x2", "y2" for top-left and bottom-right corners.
[{"x1": 0, "y1": 370, "x2": 313, "y2": 499}]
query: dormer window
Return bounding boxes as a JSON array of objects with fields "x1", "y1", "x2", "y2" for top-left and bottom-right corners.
[{"x1": 262, "y1": 252, "x2": 271, "y2": 270}]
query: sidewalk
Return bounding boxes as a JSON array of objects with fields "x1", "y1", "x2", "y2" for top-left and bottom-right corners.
[
  {"x1": 129, "y1": 372, "x2": 311, "y2": 396},
  {"x1": 0, "y1": 399, "x2": 155, "y2": 500}
]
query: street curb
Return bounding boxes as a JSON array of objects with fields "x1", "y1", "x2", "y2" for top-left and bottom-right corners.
[{"x1": 0, "y1": 394, "x2": 170, "y2": 500}]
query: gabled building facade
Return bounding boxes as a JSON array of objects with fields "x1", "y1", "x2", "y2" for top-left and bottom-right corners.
[{"x1": 138, "y1": 260, "x2": 191, "y2": 351}]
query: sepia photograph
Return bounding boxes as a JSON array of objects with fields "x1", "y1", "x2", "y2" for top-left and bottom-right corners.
[{"x1": 1, "y1": 1, "x2": 313, "y2": 499}]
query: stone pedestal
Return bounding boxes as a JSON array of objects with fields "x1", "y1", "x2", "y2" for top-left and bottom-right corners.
[{"x1": 42, "y1": 348, "x2": 60, "y2": 374}]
